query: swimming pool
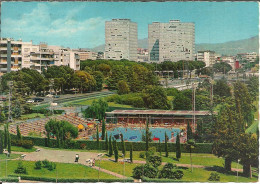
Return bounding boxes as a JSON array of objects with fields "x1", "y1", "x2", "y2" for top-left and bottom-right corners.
[{"x1": 91, "y1": 127, "x2": 181, "y2": 142}]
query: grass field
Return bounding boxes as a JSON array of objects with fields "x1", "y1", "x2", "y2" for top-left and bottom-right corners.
[
  {"x1": 0, "y1": 154, "x2": 21, "y2": 160},
  {"x1": 19, "y1": 113, "x2": 45, "y2": 120},
  {"x1": 99, "y1": 160, "x2": 258, "y2": 182},
  {"x1": 0, "y1": 160, "x2": 115, "y2": 179},
  {"x1": 11, "y1": 146, "x2": 37, "y2": 153},
  {"x1": 102, "y1": 151, "x2": 244, "y2": 169}
]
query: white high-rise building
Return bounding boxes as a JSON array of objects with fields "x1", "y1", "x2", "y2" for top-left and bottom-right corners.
[
  {"x1": 196, "y1": 50, "x2": 215, "y2": 67},
  {"x1": 148, "y1": 20, "x2": 195, "y2": 63},
  {"x1": 105, "y1": 19, "x2": 138, "y2": 61}
]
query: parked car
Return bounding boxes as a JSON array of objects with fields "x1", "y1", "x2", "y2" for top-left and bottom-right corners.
[
  {"x1": 54, "y1": 95, "x2": 60, "y2": 98},
  {"x1": 26, "y1": 99, "x2": 34, "y2": 103},
  {"x1": 33, "y1": 98, "x2": 44, "y2": 102},
  {"x1": 46, "y1": 94, "x2": 53, "y2": 98}
]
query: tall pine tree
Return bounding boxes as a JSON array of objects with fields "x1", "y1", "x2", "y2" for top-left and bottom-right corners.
[
  {"x1": 130, "y1": 142, "x2": 133, "y2": 163},
  {"x1": 121, "y1": 134, "x2": 126, "y2": 156},
  {"x1": 176, "y1": 133, "x2": 181, "y2": 160},
  {"x1": 96, "y1": 125, "x2": 99, "y2": 150},
  {"x1": 101, "y1": 120, "x2": 106, "y2": 140},
  {"x1": 17, "y1": 125, "x2": 22, "y2": 140},
  {"x1": 165, "y1": 132, "x2": 168, "y2": 157},
  {"x1": 0, "y1": 131, "x2": 3, "y2": 154},
  {"x1": 114, "y1": 139, "x2": 118, "y2": 162},
  {"x1": 105, "y1": 132, "x2": 108, "y2": 151},
  {"x1": 187, "y1": 122, "x2": 193, "y2": 140},
  {"x1": 108, "y1": 135, "x2": 113, "y2": 156},
  {"x1": 4, "y1": 124, "x2": 8, "y2": 148}
]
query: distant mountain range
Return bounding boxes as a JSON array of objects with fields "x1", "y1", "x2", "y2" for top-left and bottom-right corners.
[{"x1": 90, "y1": 35, "x2": 259, "y2": 56}]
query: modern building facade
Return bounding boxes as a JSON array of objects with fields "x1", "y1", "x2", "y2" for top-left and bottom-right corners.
[
  {"x1": 105, "y1": 19, "x2": 138, "y2": 61},
  {"x1": 0, "y1": 38, "x2": 24, "y2": 74},
  {"x1": 237, "y1": 52, "x2": 259, "y2": 63},
  {"x1": 148, "y1": 20, "x2": 195, "y2": 63},
  {"x1": 196, "y1": 50, "x2": 215, "y2": 67}
]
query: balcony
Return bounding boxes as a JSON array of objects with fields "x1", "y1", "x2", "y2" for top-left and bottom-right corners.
[
  {"x1": 0, "y1": 54, "x2": 7, "y2": 58},
  {"x1": 0, "y1": 59, "x2": 7, "y2": 63},
  {"x1": 30, "y1": 56, "x2": 41, "y2": 60},
  {"x1": 11, "y1": 54, "x2": 22, "y2": 58},
  {"x1": 0, "y1": 47, "x2": 7, "y2": 51}
]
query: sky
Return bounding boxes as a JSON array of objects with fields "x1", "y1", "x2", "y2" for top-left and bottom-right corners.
[{"x1": 1, "y1": 1, "x2": 259, "y2": 49}]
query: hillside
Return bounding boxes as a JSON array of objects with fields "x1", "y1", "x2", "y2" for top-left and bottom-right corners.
[{"x1": 90, "y1": 36, "x2": 259, "y2": 56}]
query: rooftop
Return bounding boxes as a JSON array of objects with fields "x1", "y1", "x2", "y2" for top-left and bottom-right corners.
[{"x1": 106, "y1": 110, "x2": 215, "y2": 116}]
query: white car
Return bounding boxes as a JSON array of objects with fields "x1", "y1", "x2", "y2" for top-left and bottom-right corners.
[
  {"x1": 46, "y1": 94, "x2": 53, "y2": 98},
  {"x1": 26, "y1": 99, "x2": 34, "y2": 103}
]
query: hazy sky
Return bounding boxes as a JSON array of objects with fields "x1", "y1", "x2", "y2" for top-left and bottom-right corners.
[{"x1": 1, "y1": 1, "x2": 259, "y2": 49}]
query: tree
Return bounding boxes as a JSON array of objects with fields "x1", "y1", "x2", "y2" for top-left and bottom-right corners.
[
  {"x1": 0, "y1": 131, "x2": 3, "y2": 154},
  {"x1": 114, "y1": 140, "x2": 119, "y2": 162},
  {"x1": 213, "y1": 62, "x2": 232, "y2": 74},
  {"x1": 105, "y1": 132, "x2": 108, "y2": 151},
  {"x1": 14, "y1": 162, "x2": 27, "y2": 174},
  {"x1": 130, "y1": 142, "x2": 133, "y2": 163},
  {"x1": 142, "y1": 85, "x2": 171, "y2": 110},
  {"x1": 172, "y1": 91, "x2": 192, "y2": 110},
  {"x1": 4, "y1": 124, "x2": 8, "y2": 148},
  {"x1": 186, "y1": 139, "x2": 195, "y2": 172},
  {"x1": 108, "y1": 135, "x2": 113, "y2": 156},
  {"x1": 7, "y1": 130, "x2": 11, "y2": 156},
  {"x1": 75, "y1": 70, "x2": 96, "y2": 93},
  {"x1": 83, "y1": 99, "x2": 108, "y2": 121},
  {"x1": 236, "y1": 133, "x2": 258, "y2": 177},
  {"x1": 92, "y1": 71, "x2": 104, "y2": 91},
  {"x1": 187, "y1": 122, "x2": 193, "y2": 140},
  {"x1": 165, "y1": 132, "x2": 168, "y2": 157},
  {"x1": 158, "y1": 139, "x2": 161, "y2": 156},
  {"x1": 16, "y1": 125, "x2": 22, "y2": 140},
  {"x1": 247, "y1": 76, "x2": 259, "y2": 100},
  {"x1": 101, "y1": 120, "x2": 106, "y2": 140},
  {"x1": 145, "y1": 121, "x2": 150, "y2": 152},
  {"x1": 96, "y1": 125, "x2": 99, "y2": 150},
  {"x1": 45, "y1": 119, "x2": 78, "y2": 148},
  {"x1": 212, "y1": 104, "x2": 240, "y2": 172},
  {"x1": 117, "y1": 80, "x2": 130, "y2": 95},
  {"x1": 176, "y1": 134, "x2": 181, "y2": 160},
  {"x1": 121, "y1": 134, "x2": 126, "y2": 156},
  {"x1": 213, "y1": 79, "x2": 231, "y2": 97}
]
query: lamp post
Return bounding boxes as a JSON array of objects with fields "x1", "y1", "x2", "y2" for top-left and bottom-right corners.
[
  {"x1": 237, "y1": 159, "x2": 241, "y2": 182},
  {"x1": 123, "y1": 154, "x2": 125, "y2": 183},
  {"x1": 97, "y1": 153, "x2": 102, "y2": 182}
]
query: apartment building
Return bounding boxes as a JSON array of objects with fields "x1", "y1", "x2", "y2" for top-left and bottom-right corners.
[
  {"x1": 196, "y1": 50, "x2": 215, "y2": 67},
  {"x1": 22, "y1": 41, "x2": 39, "y2": 68},
  {"x1": 0, "y1": 38, "x2": 23, "y2": 74},
  {"x1": 105, "y1": 19, "x2": 138, "y2": 61},
  {"x1": 137, "y1": 48, "x2": 149, "y2": 62},
  {"x1": 76, "y1": 49, "x2": 97, "y2": 61},
  {"x1": 30, "y1": 43, "x2": 54, "y2": 73},
  {"x1": 237, "y1": 52, "x2": 259, "y2": 63},
  {"x1": 148, "y1": 20, "x2": 195, "y2": 63}
]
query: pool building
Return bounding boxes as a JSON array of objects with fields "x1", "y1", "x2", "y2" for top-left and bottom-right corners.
[{"x1": 105, "y1": 110, "x2": 214, "y2": 130}]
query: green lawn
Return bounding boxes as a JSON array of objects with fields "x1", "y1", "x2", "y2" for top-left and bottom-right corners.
[
  {"x1": 0, "y1": 160, "x2": 115, "y2": 179},
  {"x1": 100, "y1": 160, "x2": 140, "y2": 177},
  {"x1": 102, "y1": 151, "x2": 244, "y2": 169},
  {"x1": 11, "y1": 146, "x2": 37, "y2": 153},
  {"x1": 99, "y1": 160, "x2": 257, "y2": 182},
  {"x1": 19, "y1": 113, "x2": 45, "y2": 120},
  {"x1": 0, "y1": 154, "x2": 21, "y2": 160}
]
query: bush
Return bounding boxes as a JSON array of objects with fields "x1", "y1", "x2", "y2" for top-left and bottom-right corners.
[
  {"x1": 139, "y1": 152, "x2": 145, "y2": 158},
  {"x1": 11, "y1": 139, "x2": 34, "y2": 149},
  {"x1": 208, "y1": 172, "x2": 220, "y2": 181},
  {"x1": 147, "y1": 155, "x2": 162, "y2": 168},
  {"x1": 34, "y1": 161, "x2": 42, "y2": 170},
  {"x1": 42, "y1": 159, "x2": 50, "y2": 168},
  {"x1": 132, "y1": 164, "x2": 157, "y2": 179},
  {"x1": 42, "y1": 159, "x2": 56, "y2": 171},
  {"x1": 47, "y1": 162, "x2": 56, "y2": 171},
  {"x1": 158, "y1": 163, "x2": 183, "y2": 179},
  {"x1": 172, "y1": 170, "x2": 184, "y2": 180},
  {"x1": 0, "y1": 177, "x2": 19, "y2": 182},
  {"x1": 14, "y1": 162, "x2": 27, "y2": 174}
]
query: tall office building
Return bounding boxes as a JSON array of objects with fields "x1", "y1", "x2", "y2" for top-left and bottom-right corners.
[
  {"x1": 148, "y1": 20, "x2": 195, "y2": 63},
  {"x1": 105, "y1": 19, "x2": 138, "y2": 61}
]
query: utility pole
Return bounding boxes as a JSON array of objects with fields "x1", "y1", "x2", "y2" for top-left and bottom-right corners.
[
  {"x1": 192, "y1": 83, "x2": 196, "y2": 132},
  {"x1": 7, "y1": 81, "x2": 13, "y2": 123}
]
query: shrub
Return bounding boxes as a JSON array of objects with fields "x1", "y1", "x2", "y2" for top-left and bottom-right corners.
[
  {"x1": 80, "y1": 143, "x2": 86, "y2": 149},
  {"x1": 34, "y1": 161, "x2": 42, "y2": 170},
  {"x1": 14, "y1": 162, "x2": 27, "y2": 174},
  {"x1": 132, "y1": 164, "x2": 157, "y2": 179},
  {"x1": 147, "y1": 155, "x2": 162, "y2": 168},
  {"x1": 11, "y1": 139, "x2": 34, "y2": 149},
  {"x1": 42, "y1": 159, "x2": 50, "y2": 168},
  {"x1": 47, "y1": 162, "x2": 56, "y2": 171},
  {"x1": 208, "y1": 172, "x2": 220, "y2": 181},
  {"x1": 158, "y1": 163, "x2": 183, "y2": 179},
  {"x1": 139, "y1": 152, "x2": 145, "y2": 158},
  {"x1": 172, "y1": 170, "x2": 184, "y2": 180}
]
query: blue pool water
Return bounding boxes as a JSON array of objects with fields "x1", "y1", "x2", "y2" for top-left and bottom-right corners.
[{"x1": 91, "y1": 127, "x2": 181, "y2": 142}]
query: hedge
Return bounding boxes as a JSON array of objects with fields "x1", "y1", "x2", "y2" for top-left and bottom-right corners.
[
  {"x1": 10, "y1": 134, "x2": 212, "y2": 153},
  {"x1": 0, "y1": 177, "x2": 19, "y2": 182},
  {"x1": 8, "y1": 175, "x2": 134, "y2": 183},
  {"x1": 142, "y1": 177, "x2": 191, "y2": 183}
]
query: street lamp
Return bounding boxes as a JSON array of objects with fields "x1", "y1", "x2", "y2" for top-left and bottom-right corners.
[
  {"x1": 97, "y1": 153, "x2": 103, "y2": 182},
  {"x1": 237, "y1": 159, "x2": 241, "y2": 182},
  {"x1": 123, "y1": 154, "x2": 125, "y2": 183}
]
